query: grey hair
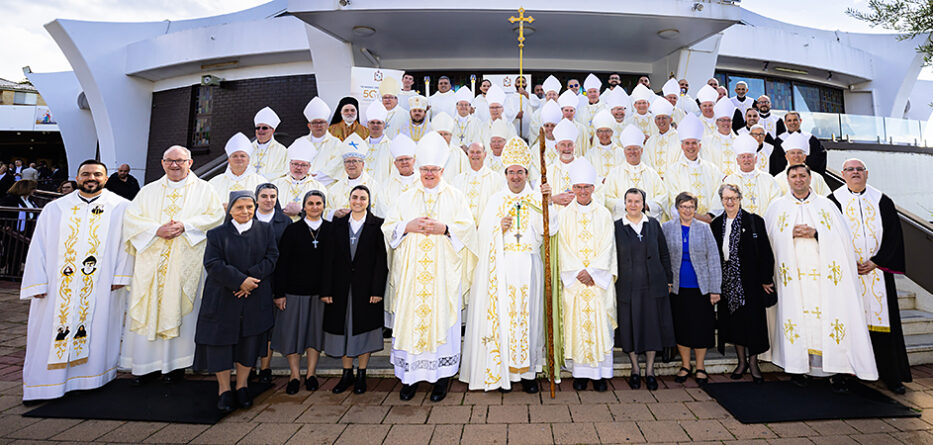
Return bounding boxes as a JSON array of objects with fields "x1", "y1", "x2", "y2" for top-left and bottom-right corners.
[
  {"x1": 468, "y1": 142, "x2": 486, "y2": 152},
  {"x1": 163, "y1": 145, "x2": 191, "y2": 160},
  {"x1": 842, "y1": 158, "x2": 867, "y2": 170},
  {"x1": 718, "y1": 183, "x2": 743, "y2": 200},
  {"x1": 784, "y1": 111, "x2": 801, "y2": 120}
]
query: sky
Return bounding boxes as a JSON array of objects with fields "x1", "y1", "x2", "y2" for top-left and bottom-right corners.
[{"x1": 0, "y1": 0, "x2": 930, "y2": 83}]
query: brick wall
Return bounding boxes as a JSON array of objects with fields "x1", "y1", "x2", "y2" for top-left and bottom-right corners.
[{"x1": 145, "y1": 74, "x2": 318, "y2": 182}]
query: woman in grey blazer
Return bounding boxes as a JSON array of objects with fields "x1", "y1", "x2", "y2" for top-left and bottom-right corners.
[{"x1": 662, "y1": 192, "x2": 722, "y2": 385}]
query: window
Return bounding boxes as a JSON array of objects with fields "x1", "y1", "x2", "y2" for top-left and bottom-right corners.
[
  {"x1": 13, "y1": 92, "x2": 37, "y2": 105},
  {"x1": 727, "y1": 76, "x2": 765, "y2": 100},
  {"x1": 821, "y1": 88, "x2": 844, "y2": 114},
  {"x1": 765, "y1": 79, "x2": 793, "y2": 110},
  {"x1": 793, "y1": 84, "x2": 821, "y2": 113},
  {"x1": 192, "y1": 86, "x2": 213, "y2": 148}
]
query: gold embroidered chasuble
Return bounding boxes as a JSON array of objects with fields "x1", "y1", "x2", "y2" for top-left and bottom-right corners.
[
  {"x1": 461, "y1": 185, "x2": 555, "y2": 390},
  {"x1": 702, "y1": 132, "x2": 738, "y2": 176},
  {"x1": 664, "y1": 155, "x2": 724, "y2": 216},
  {"x1": 557, "y1": 200, "x2": 618, "y2": 366},
  {"x1": 272, "y1": 174, "x2": 328, "y2": 222},
  {"x1": 123, "y1": 173, "x2": 224, "y2": 340},
  {"x1": 644, "y1": 128, "x2": 681, "y2": 179},
  {"x1": 584, "y1": 143, "x2": 625, "y2": 180},
  {"x1": 207, "y1": 168, "x2": 266, "y2": 202},
  {"x1": 603, "y1": 162, "x2": 670, "y2": 221},
  {"x1": 382, "y1": 180, "x2": 478, "y2": 354},
  {"x1": 722, "y1": 170, "x2": 783, "y2": 216},
  {"x1": 764, "y1": 193, "x2": 878, "y2": 379},
  {"x1": 451, "y1": 166, "x2": 505, "y2": 225},
  {"x1": 832, "y1": 185, "x2": 890, "y2": 331},
  {"x1": 250, "y1": 138, "x2": 288, "y2": 180}
]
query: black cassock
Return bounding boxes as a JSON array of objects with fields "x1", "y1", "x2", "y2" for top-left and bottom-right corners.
[
  {"x1": 770, "y1": 131, "x2": 828, "y2": 176},
  {"x1": 828, "y1": 191, "x2": 911, "y2": 387}
]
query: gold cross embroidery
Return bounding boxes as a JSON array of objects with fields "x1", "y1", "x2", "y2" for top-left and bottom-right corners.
[
  {"x1": 783, "y1": 319, "x2": 800, "y2": 344},
  {"x1": 827, "y1": 261, "x2": 842, "y2": 286},
  {"x1": 829, "y1": 319, "x2": 846, "y2": 345},
  {"x1": 779, "y1": 263, "x2": 792, "y2": 286},
  {"x1": 818, "y1": 209, "x2": 833, "y2": 231},
  {"x1": 777, "y1": 212, "x2": 789, "y2": 232}
]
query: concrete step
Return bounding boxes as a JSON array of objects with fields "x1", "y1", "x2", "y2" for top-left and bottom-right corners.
[
  {"x1": 906, "y1": 333, "x2": 933, "y2": 366},
  {"x1": 899, "y1": 289, "x2": 917, "y2": 310},
  {"x1": 900, "y1": 309, "x2": 933, "y2": 336}
]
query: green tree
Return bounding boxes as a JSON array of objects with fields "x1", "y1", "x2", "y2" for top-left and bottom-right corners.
[{"x1": 847, "y1": 0, "x2": 933, "y2": 64}]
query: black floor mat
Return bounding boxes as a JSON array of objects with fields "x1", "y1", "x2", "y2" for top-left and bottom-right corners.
[
  {"x1": 23, "y1": 378, "x2": 274, "y2": 424},
  {"x1": 702, "y1": 379, "x2": 920, "y2": 424}
]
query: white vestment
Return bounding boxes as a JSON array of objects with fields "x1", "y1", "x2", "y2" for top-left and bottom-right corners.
[
  {"x1": 272, "y1": 174, "x2": 329, "y2": 222},
  {"x1": 461, "y1": 185, "x2": 556, "y2": 390},
  {"x1": 764, "y1": 193, "x2": 878, "y2": 379},
  {"x1": 451, "y1": 166, "x2": 505, "y2": 225},
  {"x1": 120, "y1": 174, "x2": 224, "y2": 374},
  {"x1": 702, "y1": 132, "x2": 738, "y2": 177},
  {"x1": 722, "y1": 170, "x2": 782, "y2": 216},
  {"x1": 21, "y1": 191, "x2": 133, "y2": 400},
  {"x1": 384, "y1": 106, "x2": 409, "y2": 138},
  {"x1": 603, "y1": 162, "x2": 670, "y2": 221},
  {"x1": 643, "y1": 128, "x2": 681, "y2": 179},
  {"x1": 207, "y1": 167, "x2": 266, "y2": 202},
  {"x1": 585, "y1": 142, "x2": 625, "y2": 181},
  {"x1": 250, "y1": 138, "x2": 289, "y2": 180},
  {"x1": 775, "y1": 169, "x2": 831, "y2": 197},
  {"x1": 664, "y1": 155, "x2": 724, "y2": 217},
  {"x1": 832, "y1": 185, "x2": 890, "y2": 331}
]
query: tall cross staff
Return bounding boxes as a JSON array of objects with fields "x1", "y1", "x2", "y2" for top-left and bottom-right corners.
[{"x1": 509, "y1": 8, "x2": 534, "y2": 141}]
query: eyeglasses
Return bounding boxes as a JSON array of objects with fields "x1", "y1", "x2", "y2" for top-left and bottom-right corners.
[
  {"x1": 678, "y1": 205, "x2": 696, "y2": 210},
  {"x1": 289, "y1": 162, "x2": 311, "y2": 168},
  {"x1": 162, "y1": 159, "x2": 190, "y2": 166},
  {"x1": 749, "y1": 132, "x2": 765, "y2": 137},
  {"x1": 568, "y1": 83, "x2": 580, "y2": 88},
  {"x1": 420, "y1": 167, "x2": 442, "y2": 174},
  {"x1": 343, "y1": 159, "x2": 363, "y2": 164},
  {"x1": 722, "y1": 197, "x2": 740, "y2": 202},
  {"x1": 842, "y1": 167, "x2": 867, "y2": 172},
  {"x1": 255, "y1": 126, "x2": 272, "y2": 131}
]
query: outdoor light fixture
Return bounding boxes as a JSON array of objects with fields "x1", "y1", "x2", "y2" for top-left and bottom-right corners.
[
  {"x1": 657, "y1": 29, "x2": 680, "y2": 40},
  {"x1": 774, "y1": 67, "x2": 809, "y2": 75},
  {"x1": 352, "y1": 26, "x2": 375, "y2": 37},
  {"x1": 513, "y1": 25, "x2": 535, "y2": 36}
]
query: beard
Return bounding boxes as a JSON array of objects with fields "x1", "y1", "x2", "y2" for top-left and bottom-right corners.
[{"x1": 79, "y1": 180, "x2": 102, "y2": 194}]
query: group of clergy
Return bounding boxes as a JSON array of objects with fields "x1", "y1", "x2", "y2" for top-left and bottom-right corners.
[{"x1": 18, "y1": 71, "x2": 910, "y2": 407}]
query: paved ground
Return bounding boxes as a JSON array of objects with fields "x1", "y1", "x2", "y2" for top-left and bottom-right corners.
[{"x1": 3, "y1": 282, "x2": 933, "y2": 444}]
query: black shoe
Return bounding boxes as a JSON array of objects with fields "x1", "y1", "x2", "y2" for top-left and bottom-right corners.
[
  {"x1": 383, "y1": 327, "x2": 393, "y2": 339},
  {"x1": 305, "y1": 375, "x2": 319, "y2": 391},
  {"x1": 285, "y1": 378, "x2": 300, "y2": 395},
  {"x1": 258, "y1": 368, "x2": 273, "y2": 384},
  {"x1": 674, "y1": 367, "x2": 691, "y2": 384},
  {"x1": 497, "y1": 387, "x2": 512, "y2": 393},
  {"x1": 572, "y1": 378, "x2": 588, "y2": 391},
  {"x1": 694, "y1": 369, "x2": 709, "y2": 386},
  {"x1": 333, "y1": 368, "x2": 355, "y2": 394},
  {"x1": 217, "y1": 391, "x2": 235, "y2": 413},
  {"x1": 248, "y1": 369, "x2": 258, "y2": 383},
  {"x1": 628, "y1": 374, "x2": 641, "y2": 390},
  {"x1": 790, "y1": 374, "x2": 809, "y2": 388},
  {"x1": 887, "y1": 382, "x2": 907, "y2": 395},
  {"x1": 645, "y1": 375, "x2": 659, "y2": 391},
  {"x1": 730, "y1": 363, "x2": 748, "y2": 380},
  {"x1": 430, "y1": 378, "x2": 449, "y2": 402},
  {"x1": 162, "y1": 369, "x2": 185, "y2": 384},
  {"x1": 354, "y1": 369, "x2": 368, "y2": 394},
  {"x1": 400, "y1": 383, "x2": 419, "y2": 401},
  {"x1": 236, "y1": 387, "x2": 252, "y2": 409},
  {"x1": 830, "y1": 375, "x2": 849, "y2": 393},
  {"x1": 521, "y1": 378, "x2": 539, "y2": 394},
  {"x1": 752, "y1": 376, "x2": 765, "y2": 384},
  {"x1": 592, "y1": 379, "x2": 608, "y2": 392},
  {"x1": 132, "y1": 371, "x2": 159, "y2": 387}
]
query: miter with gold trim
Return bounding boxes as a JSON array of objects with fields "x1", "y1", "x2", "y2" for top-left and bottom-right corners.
[{"x1": 501, "y1": 136, "x2": 533, "y2": 170}]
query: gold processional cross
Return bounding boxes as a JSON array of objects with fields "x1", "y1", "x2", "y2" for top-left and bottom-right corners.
[{"x1": 509, "y1": 8, "x2": 534, "y2": 133}]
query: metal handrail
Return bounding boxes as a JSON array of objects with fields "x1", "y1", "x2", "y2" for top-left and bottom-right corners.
[{"x1": 193, "y1": 153, "x2": 230, "y2": 180}]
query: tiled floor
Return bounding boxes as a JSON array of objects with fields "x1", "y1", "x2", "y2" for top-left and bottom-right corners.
[{"x1": 3, "y1": 281, "x2": 933, "y2": 444}]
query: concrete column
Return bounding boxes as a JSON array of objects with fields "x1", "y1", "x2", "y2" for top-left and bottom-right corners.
[
  {"x1": 25, "y1": 70, "x2": 98, "y2": 178},
  {"x1": 305, "y1": 24, "x2": 354, "y2": 111},
  {"x1": 45, "y1": 19, "x2": 165, "y2": 175},
  {"x1": 652, "y1": 33, "x2": 722, "y2": 95}
]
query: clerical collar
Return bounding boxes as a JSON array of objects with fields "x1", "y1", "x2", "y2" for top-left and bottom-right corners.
[
  {"x1": 310, "y1": 134, "x2": 324, "y2": 143},
  {"x1": 686, "y1": 157, "x2": 701, "y2": 166},
  {"x1": 289, "y1": 175, "x2": 308, "y2": 184},
  {"x1": 370, "y1": 135, "x2": 384, "y2": 144},
  {"x1": 624, "y1": 162, "x2": 643, "y2": 171},
  {"x1": 423, "y1": 183, "x2": 440, "y2": 194},
  {"x1": 78, "y1": 193, "x2": 101, "y2": 204},
  {"x1": 701, "y1": 115, "x2": 714, "y2": 123},
  {"x1": 576, "y1": 199, "x2": 595, "y2": 212},
  {"x1": 400, "y1": 173, "x2": 418, "y2": 183},
  {"x1": 848, "y1": 187, "x2": 866, "y2": 195},
  {"x1": 166, "y1": 176, "x2": 187, "y2": 188},
  {"x1": 794, "y1": 191, "x2": 811, "y2": 202},
  {"x1": 232, "y1": 219, "x2": 253, "y2": 234},
  {"x1": 347, "y1": 175, "x2": 363, "y2": 187},
  {"x1": 457, "y1": 115, "x2": 469, "y2": 123},
  {"x1": 741, "y1": 170, "x2": 757, "y2": 179},
  {"x1": 256, "y1": 210, "x2": 274, "y2": 222},
  {"x1": 257, "y1": 140, "x2": 271, "y2": 149},
  {"x1": 598, "y1": 143, "x2": 612, "y2": 150},
  {"x1": 717, "y1": 132, "x2": 732, "y2": 141},
  {"x1": 736, "y1": 96, "x2": 746, "y2": 101},
  {"x1": 304, "y1": 217, "x2": 322, "y2": 230},
  {"x1": 759, "y1": 111, "x2": 771, "y2": 118}
]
